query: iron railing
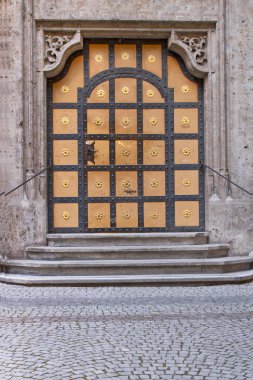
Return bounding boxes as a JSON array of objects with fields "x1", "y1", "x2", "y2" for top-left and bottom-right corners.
[
  {"x1": 1, "y1": 162, "x2": 252, "y2": 197},
  {"x1": 1, "y1": 162, "x2": 52, "y2": 197},
  {"x1": 200, "y1": 163, "x2": 252, "y2": 195}
]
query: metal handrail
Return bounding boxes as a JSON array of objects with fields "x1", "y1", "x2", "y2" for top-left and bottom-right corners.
[
  {"x1": 200, "y1": 163, "x2": 253, "y2": 195},
  {"x1": 2, "y1": 163, "x2": 51, "y2": 197},
  {"x1": 1, "y1": 161, "x2": 252, "y2": 197}
]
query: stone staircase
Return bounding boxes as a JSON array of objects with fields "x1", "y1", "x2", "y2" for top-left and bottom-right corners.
[{"x1": 0, "y1": 232, "x2": 253, "y2": 285}]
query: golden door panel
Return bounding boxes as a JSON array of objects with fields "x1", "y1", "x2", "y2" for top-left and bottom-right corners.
[
  {"x1": 54, "y1": 203, "x2": 79, "y2": 228},
  {"x1": 53, "y1": 171, "x2": 78, "y2": 197},
  {"x1": 87, "y1": 172, "x2": 110, "y2": 197},
  {"x1": 88, "y1": 140, "x2": 109, "y2": 166},
  {"x1": 115, "y1": 78, "x2": 137, "y2": 103},
  {"x1": 174, "y1": 170, "x2": 199, "y2": 195},
  {"x1": 87, "y1": 81, "x2": 109, "y2": 103},
  {"x1": 143, "y1": 140, "x2": 165, "y2": 165},
  {"x1": 142, "y1": 44, "x2": 162, "y2": 78},
  {"x1": 115, "y1": 109, "x2": 137, "y2": 135},
  {"x1": 53, "y1": 109, "x2": 78, "y2": 134},
  {"x1": 168, "y1": 55, "x2": 198, "y2": 102},
  {"x1": 53, "y1": 140, "x2": 78, "y2": 166},
  {"x1": 115, "y1": 140, "x2": 137, "y2": 165},
  {"x1": 115, "y1": 44, "x2": 137, "y2": 68},
  {"x1": 175, "y1": 201, "x2": 199, "y2": 227},
  {"x1": 89, "y1": 44, "x2": 109, "y2": 78},
  {"x1": 143, "y1": 81, "x2": 163, "y2": 103},
  {"x1": 143, "y1": 171, "x2": 165, "y2": 196},
  {"x1": 143, "y1": 109, "x2": 165, "y2": 134},
  {"x1": 174, "y1": 140, "x2": 198, "y2": 164},
  {"x1": 174, "y1": 108, "x2": 198, "y2": 134},
  {"x1": 53, "y1": 55, "x2": 84, "y2": 103},
  {"x1": 116, "y1": 203, "x2": 138, "y2": 228},
  {"x1": 116, "y1": 171, "x2": 138, "y2": 197},
  {"x1": 144, "y1": 202, "x2": 166, "y2": 228},
  {"x1": 87, "y1": 109, "x2": 109, "y2": 134},
  {"x1": 88, "y1": 203, "x2": 110, "y2": 228}
]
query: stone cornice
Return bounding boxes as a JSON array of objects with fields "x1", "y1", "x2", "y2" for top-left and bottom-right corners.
[{"x1": 43, "y1": 28, "x2": 211, "y2": 79}]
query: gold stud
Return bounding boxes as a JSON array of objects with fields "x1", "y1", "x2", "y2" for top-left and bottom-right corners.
[
  {"x1": 62, "y1": 211, "x2": 70, "y2": 220},
  {"x1": 181, "y1": 116, "x2": 190, "y2": 126},
  {"x1": 94, "y1": 117, "x2": 102, "y2": 126},
  {"x1": 122, "y1": 117, "x2": 130, "y2": 126},
  {"x1": 61, "y1": 116, "x2": 70, "y2": 125},
  {"x1": 95, "y1": 54, "x2": 103, "y2": 62},
  {"x1": 152, "y1": 211, "x2": 159, "y2": 219},
  {"x1": 97, "y1": 89, "x2": 105, "y2": 98},
  {"x1": 61, "y1": 148, "x2": 70, "y2": 157},
  {"x1": 121, "y1": 52, "x2": 130, "y2": 60},
  {"x1": 95, "y1": 212, "x2": 103, "y2": 220},
  {"x1": 122, "y1": 179, "x2": 131, "y2": 189},
  {"x1": 150, "y1": 179, "x2": 158, "y2": 188},
  {"x1": 150, "y1": 147, "x2": 158, "y2": 157},
  {"x1": 62, "y1": 179, "x2": 70, "y2": 188},
  {"x1": 183, "y1": 209, "x2": 191, "y2": 218},
  {"x1": 183, "y1": 178, "x2": 191, "y2": 187},
  {"x1": 147, "y1": 89, "x2": 154, "y2": 98},
  {"x1": 123, "y1": 150, "x2": 130, "y2": 157},
  {"x1": 122, "y1": 86, "x2": 130, "y2": 95},
  {"x1": 149, "y1": 117, "x2": 158, "y2": 126},
  {"x1": 61, "y1": 85, "x2": 69, "y2": 93},
  {"x1": 182, "y1": 147, "x2": 191, "y2": 156},
  {"x1": 122, "y1": 211, "x2": 131, "y2": 219},
  {"x1": 95, "y1": 179, "x2": 103, "y2": 188},
  {"x1": 148, "y1": 55, "x2": 156, "y2": 63},
  {"x1": 182, "y1": 85, "x2": 190, "y2": 93}
]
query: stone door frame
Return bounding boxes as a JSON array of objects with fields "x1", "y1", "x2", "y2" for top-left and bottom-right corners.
[{"x1": 23, "y1": 20, "x2": 227, "y2": 241}]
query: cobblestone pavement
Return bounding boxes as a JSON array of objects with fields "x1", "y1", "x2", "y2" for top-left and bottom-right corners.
[{"x1": 0, "y1": 283, "x2": 253, "y2": 380}]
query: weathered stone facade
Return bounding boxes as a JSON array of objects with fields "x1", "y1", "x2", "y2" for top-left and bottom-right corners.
[{"x1": 0, "y1": 0, "x2": 252, "y2": 259}]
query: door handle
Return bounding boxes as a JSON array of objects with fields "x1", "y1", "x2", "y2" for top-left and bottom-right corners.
[{"x1": 85, "y1": 141, "x2": 95, "y2": 164}]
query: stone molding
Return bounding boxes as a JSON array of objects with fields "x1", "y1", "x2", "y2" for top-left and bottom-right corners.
[
  {"x1": 43, "y1": 28, "x2": 210, "y2": 79},
  {"x1": 43, "y1": 30, "x2": 83, "y2": 78},
  {"x1": 168, "y1": 31, "x2": 209, "y2": 78}
]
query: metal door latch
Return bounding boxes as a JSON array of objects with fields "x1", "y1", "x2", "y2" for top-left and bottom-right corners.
[{"x1": 85, "y1": 141, "x2": 95, "y2": 164}]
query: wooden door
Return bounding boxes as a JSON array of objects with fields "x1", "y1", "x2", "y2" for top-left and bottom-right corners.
[{"x1": 48, "y1": 39, "x2": 204, "y2": 233}]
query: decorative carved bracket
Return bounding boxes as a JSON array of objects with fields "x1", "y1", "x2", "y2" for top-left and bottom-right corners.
[
  {"x1": 168, "y1": 31, "x2": 209, "y2": 78},
  {"x1": 43, "y1": 30, "x2": 83, "y2": 78}
]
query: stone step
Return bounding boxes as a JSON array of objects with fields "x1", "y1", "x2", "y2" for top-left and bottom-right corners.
[
  {"x1": 47, "y1": 232, "x2": 209, "y2": 247},
  {"x1": 1, "y1": 269, "x2": 253, "y2": 286},
  {"x1": 26, "y1": 244, "x2": 229, "y2": 260},
  {"x1": 4, "y1": 256, "x2": 253, "y2": 277}
]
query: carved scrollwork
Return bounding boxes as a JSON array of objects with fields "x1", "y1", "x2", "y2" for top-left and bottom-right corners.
[
  {"x1": 45, "y1": 35, "x2": 71, "y2": 64},
  {"x1": 43, "y1": 30, "x2": 83, "y2": 78},
  {"x1": 180, "y1": 36, "x2": 207, "y2": 65},
  {"x1": 168, "y1": 31, "x2": 209, "y2": 78}
]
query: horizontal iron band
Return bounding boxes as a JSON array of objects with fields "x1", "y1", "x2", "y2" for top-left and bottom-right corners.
[
  {"x1": 52, "y1": 165, "x2": 170, "y2": 171},
  {"x1": 50, "y1": 195, "x2": 201, "y2": 203}
]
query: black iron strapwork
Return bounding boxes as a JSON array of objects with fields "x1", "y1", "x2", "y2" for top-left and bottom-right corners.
[
  {"x1": 4, "y1": 163, "x2": 52, "y2": 197},
  {"x1": 200, "y1": 163, "x2": 253, "y2": 195},
  {"x1": 47, "y1": 40, "x2": 205, "y2": 233}
]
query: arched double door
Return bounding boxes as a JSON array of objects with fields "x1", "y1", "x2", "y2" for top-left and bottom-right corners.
[{"x1": 47, "y1": 39, "x2": 204, "y2": 233}]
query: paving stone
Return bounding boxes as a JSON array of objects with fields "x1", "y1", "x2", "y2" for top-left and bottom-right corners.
[{"x1": 0, "y1": 283, "x2": 252, "y2": 379}]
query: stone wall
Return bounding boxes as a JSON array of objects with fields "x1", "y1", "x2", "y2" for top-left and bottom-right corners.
[{"x1": 0, "y1": 0, "x2": 252, "y2": 258}]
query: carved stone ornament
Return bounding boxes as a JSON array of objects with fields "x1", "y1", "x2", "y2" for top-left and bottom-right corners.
[
  {"x1": 180, "y1": 36, "x2": 207, "y2": 65},
  {"x1": 45, "y1": 35, "x2": 71, "y2": 64},
  {"x1": 44, "y1": 30, "x2": 83, "y2": 78},
  {"x1": 168, "y1": 31, "x2": 209, "y2": 78}
]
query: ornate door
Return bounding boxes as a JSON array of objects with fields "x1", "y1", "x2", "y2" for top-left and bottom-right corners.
[{"x1": 48, "y1": 39, "x2": 204, "y2": 233}]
